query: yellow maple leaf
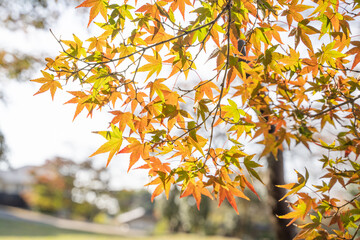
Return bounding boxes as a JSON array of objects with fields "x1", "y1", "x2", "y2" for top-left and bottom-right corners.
[
  {"x1": 31, "y1": 70, "x2": 62, "y2": 100},
  {"x1": 90, "y1": 124, "x2": 123, "y2": 166}
]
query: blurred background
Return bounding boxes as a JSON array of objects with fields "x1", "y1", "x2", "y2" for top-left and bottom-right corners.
[{"x1": 0, "y1": 1, "x2": 320, "y2": 239}]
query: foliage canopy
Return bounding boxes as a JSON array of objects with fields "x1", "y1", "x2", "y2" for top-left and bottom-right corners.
[{"x1": 32, "y1": 0, "x2": 360, "y2": 238}]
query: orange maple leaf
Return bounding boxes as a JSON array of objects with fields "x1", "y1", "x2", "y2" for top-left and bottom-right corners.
[
  {"x1": 181, "y1": 181, "x2": 213, "y2": 209},
  {"x1": 110, "y1": 111, "x2": 137, "y2": 132},
  {"x1": 218, "y1": 186, "x2": 249, "y2": 214},
  {"x1": 165, "y1": 0, "x2": 192, "y2": 20},
  {"x1": 119, "y1": 138, "x2": 150, "y2": 172},
  {"x1": 76, "y1": 0, "x2": 109, "y2": 27},
  {"x1": 346, "y1": 41, "x2": 360, "y2": 70}
]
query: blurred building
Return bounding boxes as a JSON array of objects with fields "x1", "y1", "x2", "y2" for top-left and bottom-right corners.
[
  {"x1": 0, "y1": 166, "x2": 34, "y2": 194},
  {"x1": 0, "y1": 166, "x2": 34, "y2": 208},
  {"x1": 116, "y1": 207, "x2": 156, "y2": 232}
]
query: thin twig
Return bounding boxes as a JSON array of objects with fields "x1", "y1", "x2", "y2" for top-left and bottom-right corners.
[
  {"x1": 206, "y1": 0, "x2": 232, "y2": 161},
  {"x1": 309, "y1": 95, "x2": 360, "y2": 118}
]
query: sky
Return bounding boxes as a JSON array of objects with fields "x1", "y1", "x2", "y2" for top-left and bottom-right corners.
[{"x1": 0, "y1": 3, "x2": 149, "y2": 190}]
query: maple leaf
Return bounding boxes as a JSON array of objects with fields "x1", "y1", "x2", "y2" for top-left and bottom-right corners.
[
  {"x1": 279, "y1": 48, "x2": 300, "y2": 67},
  {"x1": 188, "y1": 133, "x2": 207, "y2": 157},
  {"x1": 138, "y1": 52, "x2": 163, "y2": 80},
  {"x1": 244, "y1": 155, "x2": 263, "y2": 184},
  {"x1": 302, "y1": 51, "x2": 319, "y2": 77},
  {"x1": 164, "y1": 0, "x2": 193, "y2": 20},
  {"x1": 116, "y1": 44, "x2": 136, "y2": 65},
  {"x1": 90, "y1": 124, "x2": 123, "y2": 166},
  {"x1": 76, "y1": 0, "x2": 109, "y2": 27},
  {"x1": 65, "y1": 91, "x2": 95, "y2": 121},
  {"x1": 87, "y1": 36, "x2": 107, "y2": 52},
  {"x1": 144, "y1": 177, "x2": 164, "y2": 201},
  {"x1": 316, "y1": 42, "x2": 346, "y2": 67},
  {"x1": 142, "y1": 159, "x2": 173, "y2": 200},
  {"x1": 240, "y1": 175, "x2": 260, "y2": 199},
  {"x1": 222, "y1": 99, "x2": 246, "y2": 123},
  {"x1": 181, "y1": 181, "x2": 213, "y2": 210},
  {"x1": 110, "y1": 111, "x2": 136, "y2": 132},
  {"x1": 136, "y1": 2, "x2": 162, "y2": 20},
  {"x1": 146, "y1": 78, "x2": 171, "y2": 102},
  {"x1": 144, "y1": 26, "x2": 174, "y2": 47},
  {"x1": 278, "y1": 199, "x2": 309, "y2": 226},
  {"x1": 218, "y1": 186, "x2": 248, "y2": 214},
  {"x1": 346, "y1": 41, "x2": 360, "y2": 69},
  {"x1": 31, "y1": 71, "x2": 62, "y2": 100},
  {"x1": 194, "y1": 81, "x2": 219, "y2": 102},
  {"x1": 277, "y1": 169, "x2": 308, "y2": 201},
  {"x1": 119, "y1": 138, "x2": 150, "y2": 172}
]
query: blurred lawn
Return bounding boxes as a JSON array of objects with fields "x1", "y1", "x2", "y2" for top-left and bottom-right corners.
[{"x1": 0, "y1": 218, "x2": 238, "y2": 240}]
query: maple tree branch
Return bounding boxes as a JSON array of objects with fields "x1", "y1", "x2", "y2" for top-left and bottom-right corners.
[
  {"x1": 131, "y1": 50, "x2": 145, "y2": 104},
  {"x1": 321, "y1": 64, "x2": 360, "y2": 74},
  {"x1": 206, "y1": 1, "x2": 232, "y2": 160},
  {"x1": 351, "y1": 102, "x2": 360, "y2": 139},
  {"x1": 49, "y1": 6, "x2": 230, "y2": 83},
  {"x1": 339, "y1": 91, "x2": 360, "y2": 139},
  {"x1": 167, "y1": 2, "x2": 233, "y2": 154},
  {"x1": 281, "y1": 83, "x2": 303, "y2": 120},
  {"x1": 101, "y1": 6, "x2": 229, "y2": 65},
  {"x1": 49, "y1": 29, "x2": 94, "y2": 81},
  {"x1": 352, "y1": 225, "x2": 360, "y2": 240},
  {"x1": 154, "y1": 2, "x2": 182, "y2": 31},
  {"x1": 50, "y1": 29, "x2": 82, "y2": 63},
  {"x1": 50, "y1": 29, "x2": 115, "y2": 84},
  {"x1": 308, "y1": 95, "x2": 360, "y2": 118},
  {"x1": 178, "y1": 69, "x2": 223, "y2": 97},
  {"x1": 167, "y1": 68, "x2": 228, "y2": 146},
  {"x1": 183, "y1": 19, "x2": 218, "y2": 72}
]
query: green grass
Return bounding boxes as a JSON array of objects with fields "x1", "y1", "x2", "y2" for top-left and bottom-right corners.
[{"x1": 0, "y1": 218, "x2": 237, "y2": 240}]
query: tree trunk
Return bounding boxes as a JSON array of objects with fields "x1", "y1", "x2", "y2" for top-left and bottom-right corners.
[{"x1": 267, "y1": 149, "x2": 297, "y2": 240}]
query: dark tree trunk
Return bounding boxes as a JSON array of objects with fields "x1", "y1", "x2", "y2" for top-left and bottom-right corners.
[{"x1": 267, "y1": 149, "x2": 297, "y2": 240}]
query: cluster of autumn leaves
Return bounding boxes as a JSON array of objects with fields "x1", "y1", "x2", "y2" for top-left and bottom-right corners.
[{"x1": 32, "y1": 0, "x2": 360, "y2": 238}]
